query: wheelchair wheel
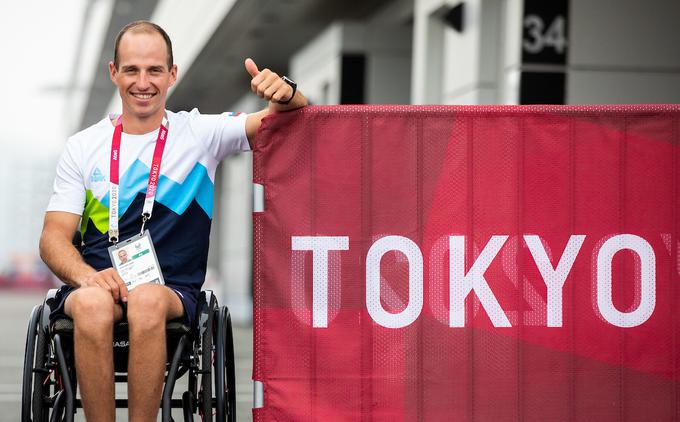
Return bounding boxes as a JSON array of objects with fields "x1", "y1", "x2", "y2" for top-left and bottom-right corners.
[
  {"x1": 198, "y1": 294, "x2": 217, "y2": 421},
  {"x1": 22, "y1": 304, "x2": 49, "y2": 422},
  {"x1": 214, "y1": 306, "x2": 236, "y2": 422},
  {"x1": 31, "y1": 321, "x2": 49, "y2": 422}
]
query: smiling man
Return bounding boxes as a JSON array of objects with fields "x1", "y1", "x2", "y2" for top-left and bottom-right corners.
[{"x1": 39, "y1": 21, "x2": 306, "y2": 422}]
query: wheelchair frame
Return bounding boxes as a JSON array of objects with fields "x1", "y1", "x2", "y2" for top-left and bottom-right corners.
[{"x1": 21, "y1": 289, "x2": 237, "y2": 422}]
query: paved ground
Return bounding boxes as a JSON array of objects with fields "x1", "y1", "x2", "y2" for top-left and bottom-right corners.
[{"x1": 0, "y1": 289, "x2": 254, "y2": 421}]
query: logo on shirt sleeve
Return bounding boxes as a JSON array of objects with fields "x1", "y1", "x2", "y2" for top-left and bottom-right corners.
[{"x1": 90, "y1": 167, "x2": 106, "y2": 183}]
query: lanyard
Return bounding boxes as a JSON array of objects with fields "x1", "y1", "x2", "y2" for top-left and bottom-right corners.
[{"x1": 109, "y1": 115, "x2": 169, "y2": 243}]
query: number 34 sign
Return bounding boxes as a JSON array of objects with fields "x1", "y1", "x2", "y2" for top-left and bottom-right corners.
[{"x1": 522, "y1": 0, "x2": 569, "y2": 65}]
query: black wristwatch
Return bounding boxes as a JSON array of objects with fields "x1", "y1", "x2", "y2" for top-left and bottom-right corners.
[{"x1": 279, "y1": 76, "x2": 297, "y2": 105}]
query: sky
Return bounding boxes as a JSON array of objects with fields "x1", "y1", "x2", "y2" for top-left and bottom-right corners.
[
  {"x1": 0, "y1": 2, "x2": 88, "y2": 273},
  {"x1": 0, "y1": 1, "x2": 87, "y2": 152}
]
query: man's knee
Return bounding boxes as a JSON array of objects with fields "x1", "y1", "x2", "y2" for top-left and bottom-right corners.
[
  {"x1": 127, "y1": 284, "x2": 169, "y2": 331},
  {"x1": 66, "y1": 287, "x2": 116, "y2": 331}
]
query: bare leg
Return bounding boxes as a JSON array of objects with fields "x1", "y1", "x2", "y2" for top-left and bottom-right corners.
[
  {"x1": 64, "y1": 287, "x2": 123, "y2": 422},
  {"x1": 126, "y1": 284, "x2": 184, "y2": 422}
]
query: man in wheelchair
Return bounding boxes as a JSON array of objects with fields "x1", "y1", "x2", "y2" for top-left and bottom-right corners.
[{"x1": 24, "y1": 20, "x2": 307, "y2": 422}]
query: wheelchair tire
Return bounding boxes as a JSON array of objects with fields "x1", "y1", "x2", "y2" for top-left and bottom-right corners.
[
  {"x1": 21, "y1": 304, "x2": 49, "y2": 422},
  {"x1": 214, "y1": 306, "x2": 236, "y2": 422},
  {"x1": 199, "y1": 297, "x2": 216, "y2": 420},
  {"x1": 31, "y1": 319, "x2": 49, "y2": 422}
]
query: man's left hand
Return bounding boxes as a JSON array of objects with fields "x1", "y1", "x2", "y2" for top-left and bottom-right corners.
[
  {"x1": 245, "y1": 58, "x2": 302, "y2": 110},
  {"x1": 243, "y1": 57, "x2": 308, "y2": 144}
]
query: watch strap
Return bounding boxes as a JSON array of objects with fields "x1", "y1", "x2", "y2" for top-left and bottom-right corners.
[{"x1": 279, "y1": 76, "x2": 297, "y2": 105}]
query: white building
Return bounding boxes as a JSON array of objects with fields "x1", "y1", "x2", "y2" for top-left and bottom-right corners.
[{"x1": 70, "y1": 0, "x2": 680, "y2": 321}]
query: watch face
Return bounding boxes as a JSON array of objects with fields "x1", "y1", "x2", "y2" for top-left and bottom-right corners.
[
  {"x1": 279, "y1": 76, "x2": 297, "y2": 105},
  {"x1": 283, "y1": 76, "x2": 297, "y2": 88}
]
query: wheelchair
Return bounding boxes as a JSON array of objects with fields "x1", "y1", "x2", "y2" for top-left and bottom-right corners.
[{"x1": 21, "y1": 288, "x2": 237, "y2": 422}]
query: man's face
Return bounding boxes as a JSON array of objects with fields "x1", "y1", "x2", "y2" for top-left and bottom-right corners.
[
  {"x1": 118, "y1": 249, "x2": 128, "y2": 263},
  {"x1": 109, "y1": 31, "x2": 177, "y2": 120}
]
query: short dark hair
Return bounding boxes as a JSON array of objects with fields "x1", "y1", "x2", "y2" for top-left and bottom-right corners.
[{"x1": 113, "y1": 20, "x2": 173, "y2": 70}]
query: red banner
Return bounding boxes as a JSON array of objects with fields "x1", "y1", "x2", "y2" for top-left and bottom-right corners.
[{"x1": 252, "y1": 105, "x2": 680, "y2": 421}]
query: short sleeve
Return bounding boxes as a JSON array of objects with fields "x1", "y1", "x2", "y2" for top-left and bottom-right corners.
[
  {"x1": 188, "y1": 108, "x2": 250, "y2": 161},
  {"x1": 46, "y1": 138, "x2": 85, "y2": 215}
]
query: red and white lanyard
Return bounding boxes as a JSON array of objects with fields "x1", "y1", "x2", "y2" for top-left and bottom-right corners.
[{"x1": 109, "y1": 115, "x2": 169, "y2": 243}]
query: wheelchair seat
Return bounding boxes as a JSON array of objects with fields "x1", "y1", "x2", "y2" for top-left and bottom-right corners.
[
  {"x1": 50, "y1": 317, "x2": 192, "y2": 336},
  {"x1": 21, "y1": 288, "x2": 237, "y2": 422}
]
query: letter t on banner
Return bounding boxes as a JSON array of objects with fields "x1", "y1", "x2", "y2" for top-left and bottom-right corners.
[{"x1": 291, "y1": 236, "x2": 349, "y2": 328}]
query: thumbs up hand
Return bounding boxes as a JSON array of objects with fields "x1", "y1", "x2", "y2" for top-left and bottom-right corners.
[{"x1": 245, "y1": 58, "x2": 305, "y2": 110}]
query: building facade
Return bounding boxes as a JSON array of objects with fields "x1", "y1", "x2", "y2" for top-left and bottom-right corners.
[{"x1": 72, "y1": 0, "x2": 680, "y2": 321}]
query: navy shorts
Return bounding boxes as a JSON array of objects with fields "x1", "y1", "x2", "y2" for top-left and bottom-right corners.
[{"x1": 49, "y1": 283, "x2": 198, "y2": 327}]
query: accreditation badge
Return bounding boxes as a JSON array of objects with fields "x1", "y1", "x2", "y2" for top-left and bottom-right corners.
[{"x1": 107, "y1": 230, "x2": 164, "y2": 291}]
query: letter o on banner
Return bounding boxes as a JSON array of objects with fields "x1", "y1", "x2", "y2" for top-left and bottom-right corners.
[
  {"x1": 366, "y1": 236, "x2": 423, "y2": 329},
  {"x1": 596, "y1": 234, "x2": 656, "y2": 328}
]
